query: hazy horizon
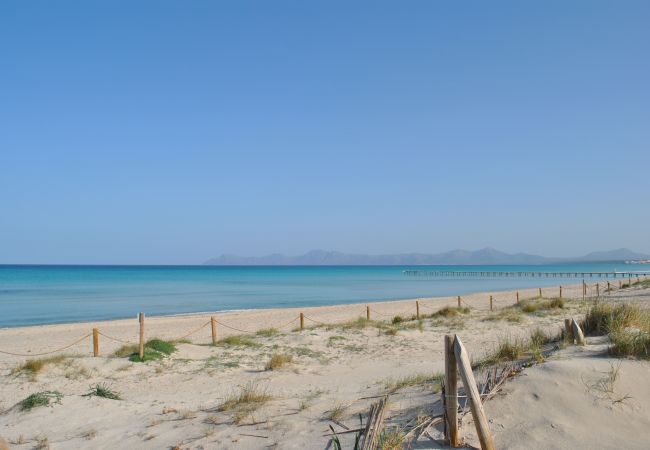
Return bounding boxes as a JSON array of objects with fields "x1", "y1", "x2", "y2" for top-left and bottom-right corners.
[{"x1": 2, "y1": 1, "x2": 649, "y2": 264}]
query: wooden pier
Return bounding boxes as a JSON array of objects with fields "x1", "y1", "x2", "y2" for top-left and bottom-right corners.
[{"x1": 402, "y1": 270, "x2": 650, "y2": 279}]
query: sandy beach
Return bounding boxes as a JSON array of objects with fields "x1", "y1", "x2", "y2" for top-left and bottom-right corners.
[{"x1": 1, "y1": 280, "x2": 649, "y2": 449}]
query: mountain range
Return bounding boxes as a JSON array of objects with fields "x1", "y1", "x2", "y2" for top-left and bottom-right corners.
[{"x1": 203, "y1": 248, "x2": 650, "y2": 266}]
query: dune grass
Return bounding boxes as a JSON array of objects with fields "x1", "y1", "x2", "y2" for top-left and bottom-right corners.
[
  {"x1": 265, "y1": 353, "x2": 293, "y2": 371},
  {"x1": 519, "y1": 297, "x2": 564, "y2": 313},
  {"x1": 584, "y1": 302, "x2": 650, "y2": 359},
  {"x1": 114, "y1": 338, "x2": 177, "y2": 362},
  {"x1": 219, "y1": 381, "x2": 272, "y2": 424},
  {"x1": 84, "y1": 382, "x2": 121, "y2": 400},
  {"x1": 383, "y1": 372, "x2": 443, "y2": 393},
  {"x1": 256, "y1": 328, "x2": 279, "y2": 337},
  {"x1": 474, "y1": 328, "x2": 558, "y2": 368},
  {"x1": 325, "y1": 403, "x2": 348, "y2": 422},
  {"x1": 20, "y1": 391, "x2": 63, "y2": 411},
  {"x1": 217, "y1": 335, "x2": 260, "y2": 348},
  {"x1": 11, "y1": 355, "x2": 69, "y2": 380}
]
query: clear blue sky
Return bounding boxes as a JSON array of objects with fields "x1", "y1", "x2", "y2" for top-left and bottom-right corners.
[{"x1": 1, "y1": 1, "x2": 649, "y2": 264}]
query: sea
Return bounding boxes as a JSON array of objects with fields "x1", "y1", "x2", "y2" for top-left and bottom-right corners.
[{"x1": 1, "y1": 262, "x2": 649, "y2": 327}]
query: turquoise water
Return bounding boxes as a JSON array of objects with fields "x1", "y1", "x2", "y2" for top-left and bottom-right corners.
[{"x1": 1, "y1": 263, "x2": 648, "y2": 327}]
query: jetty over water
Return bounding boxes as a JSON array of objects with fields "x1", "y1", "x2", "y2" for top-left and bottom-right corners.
[{"x1": 402, "y1": 270, "x2": 650, "y2": 278}]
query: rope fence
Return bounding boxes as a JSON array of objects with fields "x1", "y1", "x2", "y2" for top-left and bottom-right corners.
[{"x1": 0, "y1": 275, "x2": 646, "y2": 359}]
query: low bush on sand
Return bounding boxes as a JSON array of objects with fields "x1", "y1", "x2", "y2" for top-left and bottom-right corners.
[{"x1": 20, "y1": 391, "x2": 63, "y2": 411}]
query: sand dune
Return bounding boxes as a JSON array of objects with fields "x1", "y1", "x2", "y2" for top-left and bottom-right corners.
[{"x1": 0, "y1": 282, "x2": 648, "y2": 449}]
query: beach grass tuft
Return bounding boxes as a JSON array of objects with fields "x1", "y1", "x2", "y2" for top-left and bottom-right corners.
[
  {"x1": 325, "y1": 403, "x2": 348, "y2": 422},
  {"x1": 584, "y1": 303, "x2": 650, "y2": 359},
  {"x1": 20, "y1": 391, "x2": 63, "y2": 411},
  {"x1": 219, "y1": 381, "x2": 272, "y2": 424},
  {"x1": 265, "y1": 353, "x2": 293, "y2": 371},
  {"x1": 12, "y1": 355, "x2": 68, "y2": 379},
  {"x1": 84, "y1": 382, "x2": 122, "y2": 400},
  {"x1": 218, "y1": 335, "x2": 260, "y2": 348},
  {"x1": 256, "y1": 327, "x2": 279, "y2": 337},
  {"x1": 383, "y1": 372, "x2": 443, "y2": 393}
]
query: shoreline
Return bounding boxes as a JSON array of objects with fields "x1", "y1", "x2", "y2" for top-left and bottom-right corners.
[{"x1": 0, "y1": 280, "x2": 594, "y2": 359}]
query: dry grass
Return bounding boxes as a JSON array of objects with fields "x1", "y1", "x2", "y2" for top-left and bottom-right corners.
[
  {"x1": 383, "y1": 372, "x2": 443, "y2": 393},
  {"x1": 325, "y1": 403, "x2": 348, "y2": 422},
  {"x1": 483, "y1": 308, "x2": 524, "y2": 323},
  {"x1": 584, "y1": 302, "x2": 650, "y2": 359},
  {"x1": 378, "y1": 427, "x2": 405, "y2": 450},
  {"x1": 219, "y1": 381, "x2": 272, "y2": 424},
  {"x1": 218, "y1": 335, "x2": 260, "y2": 348},
  {"x1": 12, "y1": 355, "x2": 68, "y2": 379},
  {"x1": 432, "y1": 306, "x2": 470, "y2": 318},
  {"x1": 519, "y1": 297, "x2": 565, "y2": 313},
  {"x1": 265, "y1": 353, "x2": 293, "y2": 371},
  {"x1": 256, "y1": 328, "x2": 279, "y2": 337}
]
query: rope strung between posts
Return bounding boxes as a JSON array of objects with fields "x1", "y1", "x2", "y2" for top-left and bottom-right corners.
[
  {"x1": 172, "y1": 320, "x2": 212, "y2": 341},
  {"x1": 367, "y1": 307, "x2": 392, "y2": 318},
  {"x1": 0, "y1": 333, "x2": 92, "y2": 357},
  {"x1": 212, "y1": 319, "x2": 258, "y2": 334},
  {"x1": 274, "y1": 316, "x2": 300, "y2": 329},
  {"x1": 302, "y1": 314, "x2": 332, "y2": 325},
  {"x1": 97, "y1": 331, "x2": 136, "y2": 345}
]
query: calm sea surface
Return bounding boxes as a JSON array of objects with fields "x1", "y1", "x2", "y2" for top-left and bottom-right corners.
[{"x1": 1, "y1": 263, "x2": 648, "y2": 327}]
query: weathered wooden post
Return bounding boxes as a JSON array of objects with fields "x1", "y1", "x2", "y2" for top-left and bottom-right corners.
[
  {"x1": 564, "y1": 319, "x2": 573, "y2": 343},
  {"x1": 582, "y1": 280, "x2": 586, "y2": 300},
  {"x1": 93, "y1": 328, "x2": 99, "y2": 357},
  {"x1": 138, "y1": 312, "x2": 145, "y2": 360},
  {"x1": 457, "y1": 296, "x2": 461, "y2": 308},
  {"x1": 300, "y1": 312, "x2": 304, "y2": 330},
  {"x1": 416, "y1": 300, "x2": 420, "y2": 319},
  {"x1": 489, "y1": 295, "x2": 493, "y2": 311},
  {"x1": 538, "y1": 287, "x2": 542, "y2": 298},
  {"x1": 607, "y1": 281, "x2": 611, "y2": 292},
  {"x1": 516, "y1": 291, "x2": 519, "y2": 304},
  {"x1": 571, "y1": 318, "x2": 585, "y2": 345},
  {"x1": 211, "y1": 316, "x2": 217, "y2": 346},
  {"x1": 366, "y1": 305, "x2": 370, "y2": 321},
  {"x1": 453, "y1": 335, "x2": 496, "y2": 450},
  {"x1": 444, "y1": 335, "x2": 459, "y2": 446},
  {"x1": 559, "y1": 286, "x2": 562, "y2": 298},
  {"x1": 596, "y1": 283, "x2": 600, "y2": 297},
  {"x1": 619, "y1": 280, "x2": 622, "y2": 289}
]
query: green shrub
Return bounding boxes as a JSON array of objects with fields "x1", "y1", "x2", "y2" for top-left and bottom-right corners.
[{"x1": 20, "y1": 391, "x2": 63, "y2": 410}]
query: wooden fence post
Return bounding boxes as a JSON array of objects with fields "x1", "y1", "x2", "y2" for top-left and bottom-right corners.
[
  {"x1": 564, "y1": 319, "x2": 573, "y2": 343},
  {"x1": 619, "y1": 280, "x2": 622, "y2": 289},
  {"x1": 596, "y1": 283, "x2": 600, "y2": 297},
  {"x1": 559, "y1": 286, "x2": 562, "y2": 298},
  {"x1": 607, "y1": 281, "x2": 610, "y2": 292},
  {"x1": 489, "y1": 295, "x2": 493, "y2": 311},
  {"x1": 582, "y1": 280, "x2": 586, "y2": 300},
  {"x1": 571, "y1": 319, "x2": 585, "y2": 345},
  {"x1": 516, "y1": 291, "x2": 519, "y2": 304},
  {"x1": 538, "y1": 287, "x2": 542, "y2": 298},
  {"x1": 300, "y1": 312, "x2": 304, "y2": 330},
  {"x1": 444, "y1": 335, "x2": 459, "y2": 447},
  {"x1": 453, "y1": 335, "x2": 496, "y2": 450},
  {"x1": 366, "y1": 305, "x2": 370, "y2": 321},
  {"x1": 416, "y1": 301, "x2": 420, "y2": 319},
  {"x1": 211, "y1": 317, "x2": 217, "y2": 346},
  {"x1": 93, "y1": 328, "x2": 99, "y2": 357},
  {"x1": 138, "y1": 312, "x2": 145, "y2": 360}
]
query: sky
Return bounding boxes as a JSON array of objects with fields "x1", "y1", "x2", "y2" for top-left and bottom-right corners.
[{"x1": 1, "y1": 1, "x2": 649, "y2": 264}]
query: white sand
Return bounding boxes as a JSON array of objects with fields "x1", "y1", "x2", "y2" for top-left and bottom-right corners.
[{"x1": 0, "y1": 281, "x2": 648, "y2": 449}]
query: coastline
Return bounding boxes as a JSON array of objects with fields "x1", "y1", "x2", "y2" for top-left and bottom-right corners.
[{"x1": 0, "y1": 281, "x2": 590, "y2": 360}]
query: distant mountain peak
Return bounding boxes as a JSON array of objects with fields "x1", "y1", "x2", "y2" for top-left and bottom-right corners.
[{"x1": 203, "y1": 248, "x2": 650, "y2": 266}]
